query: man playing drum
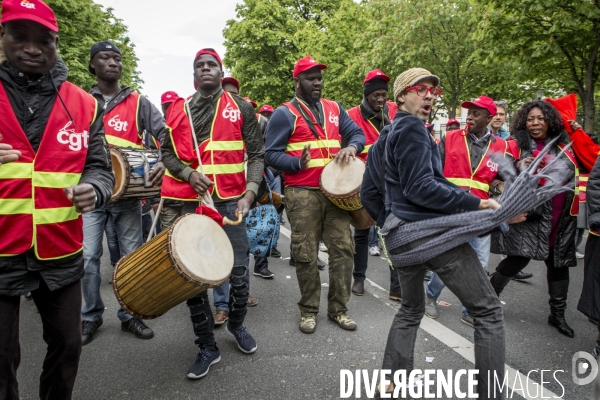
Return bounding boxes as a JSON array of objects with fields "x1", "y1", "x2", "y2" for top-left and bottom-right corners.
[
  {"x1": 346, "y1": 69, "x2": 400, "y2": 298},
  {"x1": 161, "y1": 48, "x2": 264, "y2": 379},
  {"x1": 0, "y1": 1, "x2": 114, "y2": 397},
  {"x1": 81, "y1": 41, "x2": 167, "y2": 345},
  {"x1": 265, "y1": 56, "x2": 365, "y2": 334}
]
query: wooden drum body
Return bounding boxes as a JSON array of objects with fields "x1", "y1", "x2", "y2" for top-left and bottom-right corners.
[
  {"x1": 319, "y1": 157, "x2": 365, "y2": 211},
  {"x1": 349, "y1": 208, "x2": 375, "y2": 230},
  {"x1": 110, "y1": 147, "x2": 161, "y2": 201},
  {"x1": 112, "y1": 214, "x2": 233, "y2": 319}
]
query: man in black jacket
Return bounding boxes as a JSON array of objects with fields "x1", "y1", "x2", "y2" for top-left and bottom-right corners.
[
  {"x1": 374, "y1": 68, "x2": 504, "y2": 398},
  {"x1": 0, "y1": 1, "x2": 113, "y2": 398},
  {"x1": 81, "y1": 41, "x2": 167, "y2": 345}
]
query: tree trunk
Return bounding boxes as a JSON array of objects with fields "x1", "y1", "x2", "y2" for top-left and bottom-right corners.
[
  {"x1": 582, "y1": 90, "x2": 595, "y2": 133},
  {"x1": 448, "y1": 96, "x2": 459, "y2": 119}
]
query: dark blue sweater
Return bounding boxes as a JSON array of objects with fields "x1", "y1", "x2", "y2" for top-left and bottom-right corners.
[
  {"x1": 385, "y1": 113, "x2": 481, "y2": 222},
  {"x1": 265, "y1": 98, "x2": 365, "y2": 174}
]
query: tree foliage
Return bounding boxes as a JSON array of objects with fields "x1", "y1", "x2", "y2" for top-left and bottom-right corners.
[
  {"x1": 223, "y1": 0, "x2": 598, "y2": 125},
  {"x1": 476, "y1": 0, "x2": 600, "y2": 132}
]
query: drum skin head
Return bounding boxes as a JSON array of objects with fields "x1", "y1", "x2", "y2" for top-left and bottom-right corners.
[
  {"x1": 170, "y1": 214, "x2": 234, "y2": 285},
  {"x1": 110, "y1": 147, "x2": 128, "y2": 199},
  {"x1": 321, "y1": 157, "x2": 365, "y2": 196}
]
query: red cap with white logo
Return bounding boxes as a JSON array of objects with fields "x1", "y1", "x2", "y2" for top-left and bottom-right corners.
[
  {"x1": 259, "y1": 105, "x2": 274, "y2": 113},
  {"x1": 363, "y1": 69, "x2": 390, "y2": 85},
  {"x1": 161, "y1": 91, "x2": 179, "y2": 105},
  {"x1": 293, "y1": 56, "x2": 327, "y2": 78},
  {"x1": 1, "y1": 0, "x2": 58, "y2": 32}
]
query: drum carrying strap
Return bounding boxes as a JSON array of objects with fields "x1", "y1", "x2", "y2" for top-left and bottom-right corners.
[{"x1": 289, "y1": 97, "x2": 322, "y2": 141}]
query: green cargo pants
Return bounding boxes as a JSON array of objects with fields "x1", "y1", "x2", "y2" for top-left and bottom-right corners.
[{"x1": 284, "y1": 187, "x2": 354, "y2": 317}]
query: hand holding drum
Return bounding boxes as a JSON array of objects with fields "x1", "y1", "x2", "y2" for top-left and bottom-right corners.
[
  {"x1": 188, "y1": 171, "x2": 214, "y2": 196},
  {"x1": 0, "y1": 134, "x2": 21, "y2": 166}
]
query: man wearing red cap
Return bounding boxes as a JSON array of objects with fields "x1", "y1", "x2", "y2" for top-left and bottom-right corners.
[
  {"x1": 265, "y1": 56, "x2": 365, "y2": 334},
  {"x1": 161, "y1": 90, "x2": 179, "y2": 115},
  {"x1": 80, "y1": 40, "x2": 168, "y2": 346},
  {"x1": 424, "y1": 96, "x2": 511, "y2": 327},
  {"x1": 222, "y1": 76, "x2": 240, "y2": 95},
  {"x1": 161, "y1": 48, "x2": 264, "y2": 379},
  {"x1": 259, "y1": 105, "x2": 274, "y2": 120},
  {"x1": 446, "y1": 118, "x2": 461, "y2": 131},
  {"x1": 0, "y1": 0, "x2": 114, "y2": 398},
  {"x1": 346, "y1": 69, "x2": 400, "y2": 299}
]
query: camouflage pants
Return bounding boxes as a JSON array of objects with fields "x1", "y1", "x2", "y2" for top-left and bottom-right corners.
[{"x1": 284, "y1": 187, "x2": 354, "y2": 317}]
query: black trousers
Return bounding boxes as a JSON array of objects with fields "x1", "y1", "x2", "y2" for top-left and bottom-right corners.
[
  {"x1": 496, "y1": 247, "x2": 569, "y2": 282},
  {"x1": 0, "y1": 279, "x2": 82, "y2": 400}
]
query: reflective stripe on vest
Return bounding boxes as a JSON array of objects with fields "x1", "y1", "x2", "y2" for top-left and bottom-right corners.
[
  {"x1": 160, "y1": 93, "x2": 246, "y2": 200},
  {"x1": 104, "y1": 92, "x2": 143, "y2": 149},
  {"x1": 579, "y1": 174, "x2": 589, "y2": 202},
  {"x1": 282, "y1": 98, "x2": 342, "y2": 188},
  {"x1": 0, "y1": 81, "x2": 96, "y2": 259},
  {"x1": 443, "y1": 130, "x2": 507, "y2": 199}
]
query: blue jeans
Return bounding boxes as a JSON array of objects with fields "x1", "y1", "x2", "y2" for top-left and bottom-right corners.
[
  {"x1": 383, "y1": 234, "x2": 504, "y2": 399},
  {"x1": 213, "y1": 282, "x2": 230, "y2": 312},
  {"x1": 82, "y1": 199, "x2": 143, "y2": 323},
  {"x1": 368, "y1": 226, "x2": 379, "y2": 247},
  {"x1": 426, "y1": 235, "x2": 491, "y2": 315},
  {"x1": 104, "y1": 216, "x2": 121, "y2": 266}
]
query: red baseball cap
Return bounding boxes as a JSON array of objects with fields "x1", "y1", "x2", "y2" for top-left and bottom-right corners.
[
  {"x1": 259, "y1": 105, "x2": 274, "y2": 113},
  {"x1": 461, "y1": 95, "x2": 497, "y2": 116},
  {"x1": 363, "y1": 69, "x2": 390, "y2": 85},
  {"x1": 446, "y1": 118, "x2": 460, "y2": 127},
  {"x1": 1, "y1": 0, "x2": 58, "y2": 32},
  {"x1": 161, "y1": 91, "x2": 179, "y2": 105},
  {"x1": 194, "y1": 48, "x2": 222, "y2": 66},
  {"x1": 243, "y1": 97, "x2": 257, "y2": 109},
  {"x1": 293, "y1": 56, "x2": 327, "y2": 78},
  {"x1": 222, "y1": 77, "x2": 240, "y2": 91}
]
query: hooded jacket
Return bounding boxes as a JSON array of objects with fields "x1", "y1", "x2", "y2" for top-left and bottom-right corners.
[
  {"x1": 491, "y1": 130, "x2": 577, "y2": 267},
  {"x1": 0, "y1": 57, "x2": 114, "y2": 296}
]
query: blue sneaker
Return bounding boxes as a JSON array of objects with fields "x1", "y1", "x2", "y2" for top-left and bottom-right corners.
[
  {"x1": 424, "y1": 271, "x2": 433, "y2": 281},
  {"x1": 186, "y1": 348, "x2": 221, "y2": 379},
  {"x1": 226, "y1": 325, "x2": 257, "y2": 354}
]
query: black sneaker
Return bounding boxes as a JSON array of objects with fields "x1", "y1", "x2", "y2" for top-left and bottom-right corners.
[
  {"x1": 289, "y1": 257, "x2": 296, "y2": 267},
  {"x1": 186, "y1": 347, "x2": 221, "y2": 379},
  {"x1": 512, "y1": 271, "x2": 533, "y2": 281},
  {"x1": 317, "y1": 257, "x2": 326, "y2": 271},
  {"x1": 121, "y1": 317, "x2": 154, "y2": 339},
  {"x1": 82, "y1": 318, "x2": 103, "y2": 346},
  {"x1": 253, "y1": 267, "x2": 275, "y2": 278},
  {"x1": 226, "y1": 325, "x2": 257, "y2": 354},
  {"x1": 270, "y1": 247, "x2": 281, "y2": 258}
]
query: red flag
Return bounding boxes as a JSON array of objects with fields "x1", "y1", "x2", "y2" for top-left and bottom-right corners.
[
  {"x1": 195, "y1": 205, "x2": 224, "y2": 227},
  {"x1": 544, "y1": 94, "x2": 577, "y2": 133}
]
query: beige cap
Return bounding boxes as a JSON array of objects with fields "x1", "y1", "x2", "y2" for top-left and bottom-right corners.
[{"x1": 393, "y1": 68, "x2": 440, "y2": 101}]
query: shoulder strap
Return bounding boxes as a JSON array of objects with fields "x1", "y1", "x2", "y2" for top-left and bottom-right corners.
[{"x1": 289, "y1": 98, "x2": 321, "y2": 140}]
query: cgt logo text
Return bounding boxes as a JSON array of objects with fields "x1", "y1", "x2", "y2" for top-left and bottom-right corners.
[{"x1": 56, "y1": 122, "x2": 89, "y2": 151}]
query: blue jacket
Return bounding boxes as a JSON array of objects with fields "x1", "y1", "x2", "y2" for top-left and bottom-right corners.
[{"x1": 385, "y1": 112, "x2": 480, "y2": 222}]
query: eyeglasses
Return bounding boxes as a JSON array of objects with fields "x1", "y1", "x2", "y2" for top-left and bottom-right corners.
[{"x1": 405, "y1": 85, "x2": 442, "y2": 99}]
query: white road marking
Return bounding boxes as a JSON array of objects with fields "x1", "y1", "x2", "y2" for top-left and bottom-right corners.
[{"x1": 278, "y1": 227, "x2": 562, "y2": 399}]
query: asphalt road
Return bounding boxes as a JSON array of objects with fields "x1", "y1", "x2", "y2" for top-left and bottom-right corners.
[{"x1": 15, "y1": 218, "x2": 598, "y2": 399}]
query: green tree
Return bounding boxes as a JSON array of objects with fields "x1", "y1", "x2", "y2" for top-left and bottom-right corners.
[
  {"x1": 223, "y1": 0, "x2": 341, "y2": 107},
  {"x1": 477, "y1": 0, "x2": 600, "y2": 132},
  {"x1": 360, "y1": 0, "x2": 528, "y2": 120}
]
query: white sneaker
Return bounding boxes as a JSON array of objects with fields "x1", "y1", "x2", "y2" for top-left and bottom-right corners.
[
  {"x1": 319, "y1": 242, "x2": 328, "y2": 252},
  {"x1": 576, "y1": 252, "x2": 584, "y2": 259},
  {"x1": 369, "y1": 246, "x2": 380, "y2": 256}
]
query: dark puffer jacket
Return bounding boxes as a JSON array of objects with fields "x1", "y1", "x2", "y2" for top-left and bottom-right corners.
[{"x1": 491, "y1": 130, "x2": 578, "y2": 268}]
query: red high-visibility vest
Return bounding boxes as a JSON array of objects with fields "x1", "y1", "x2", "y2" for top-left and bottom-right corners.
[
  {"x1": 443, "y1": 130, "x2": 508, "y2": 199},
  {"x1": 387, "y1": 101, "x2": 398, "y2": 119},
  {"x1": 347, "y1": 106, "x2": 381, "y2": 162},
  {"x1": 104, "y1": 92, "x2": 142, "y2": 148},
  {"x1": 161, "y1": 93, "x2": 246, "y2": 200},
  {"x1": 282, "y1": 99, "x2": 341, "y2": 188},
  {"x1": 0, "y1": 81, "x2": 97, "y2": 259}
]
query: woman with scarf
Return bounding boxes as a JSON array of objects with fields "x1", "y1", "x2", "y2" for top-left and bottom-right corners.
[{"x1": 491, "y1": 101, "x2": 579, "y2": 338}]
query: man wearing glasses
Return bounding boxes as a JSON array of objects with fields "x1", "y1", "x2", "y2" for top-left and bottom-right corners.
[{"x1": 376, "y1": 69, "x2": 505, "y2": 398}]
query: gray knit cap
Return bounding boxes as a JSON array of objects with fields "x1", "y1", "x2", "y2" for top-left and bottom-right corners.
[{"x1": 393, "y1": 68, "x2": 440, "y2": 101}]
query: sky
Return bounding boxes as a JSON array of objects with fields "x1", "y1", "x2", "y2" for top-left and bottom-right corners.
[{"x1": 95, "y1": 0, "x2": 241, "y2": 107}]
